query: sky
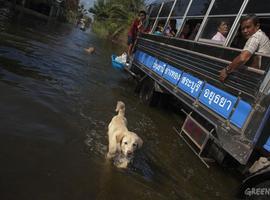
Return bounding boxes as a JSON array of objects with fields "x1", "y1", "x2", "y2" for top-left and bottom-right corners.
[{"x1": 79, "y1": 0, "x2": 94, "y2": 9}]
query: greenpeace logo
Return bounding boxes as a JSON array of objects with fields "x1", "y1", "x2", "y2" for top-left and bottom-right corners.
[{"x1": 244, "y1": 187, "x2": 270, "y2": 196}]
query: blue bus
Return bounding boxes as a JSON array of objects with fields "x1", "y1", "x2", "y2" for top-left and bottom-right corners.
[{"x1": 129, "y1": 0, "x2": 270, "y2": 196}]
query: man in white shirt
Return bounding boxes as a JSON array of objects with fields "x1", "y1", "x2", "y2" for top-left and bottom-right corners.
[{"x1": 219, "y1": 14, "x2": 270, "y2": 82}]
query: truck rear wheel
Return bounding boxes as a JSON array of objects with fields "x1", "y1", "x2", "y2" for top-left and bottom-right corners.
[{"x1": 139, "y1": 78, "x2": 160, "y2": 106}]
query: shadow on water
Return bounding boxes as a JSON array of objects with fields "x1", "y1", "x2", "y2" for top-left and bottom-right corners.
[
  {"x1": 0, "y1": 5, "x2": 240, "y2": 200},
  {"x1": 0, "y1": 56, "x2": 53, "y2": 82}
]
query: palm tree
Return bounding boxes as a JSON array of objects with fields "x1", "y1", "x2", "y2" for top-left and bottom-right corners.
[
  {"x1": 89, "y1": 0, "x2": 145, "y2": 20},
  {"x1": 89, "y1": 0, "x2": 145, "y2": 39},
  {"x1": 89, "y1": 0, "x2": 110, "y2": 20}
]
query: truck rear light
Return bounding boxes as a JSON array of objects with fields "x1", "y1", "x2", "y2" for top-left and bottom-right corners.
[
  {"x1": 175, "y1": 113, "x2": 213, "y2": 168},
  {"x1": 183, "y1": 116, "x2": 209, "y2": 149}
]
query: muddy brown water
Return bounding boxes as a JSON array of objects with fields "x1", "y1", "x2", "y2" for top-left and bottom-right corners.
[{"x1": 0, "y1": 7, "x2": 239, "y2": 200}]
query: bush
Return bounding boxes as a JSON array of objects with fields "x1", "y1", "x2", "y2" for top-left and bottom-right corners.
[{"x1": 89, "y1": 0, "x2": 145, "y2": 41}]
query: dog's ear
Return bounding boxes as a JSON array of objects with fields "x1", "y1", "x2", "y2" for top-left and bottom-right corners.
[{"x1": 136, "y1": 136, "x2": 143, "y2": 149}]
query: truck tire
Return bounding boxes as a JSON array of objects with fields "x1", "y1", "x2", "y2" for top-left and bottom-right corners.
[{"x1": 139, "y1": 78, "x2": 160, "y2": 106}]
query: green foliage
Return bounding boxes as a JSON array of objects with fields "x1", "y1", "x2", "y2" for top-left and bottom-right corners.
[
  {"x1": 61, "y1": 0, "x2": 80, "y2": 23},
  {"x1": 89, "y1": 0, "x2": 145, "y2": 39},
  {"x1": 91, "y1": 21, "x2": 109, "y2": 38}
]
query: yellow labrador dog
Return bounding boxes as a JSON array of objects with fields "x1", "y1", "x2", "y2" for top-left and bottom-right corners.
[{"x1": 107, "y1": 101, "x2": 143, "y2": 168}]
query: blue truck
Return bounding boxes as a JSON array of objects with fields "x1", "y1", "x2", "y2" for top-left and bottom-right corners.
[{"x1": 128, "y1": 0, "x2": 270, "y2": 198}]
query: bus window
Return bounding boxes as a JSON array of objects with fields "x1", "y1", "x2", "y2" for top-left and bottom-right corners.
[
  {"x1": 150, "y1": 4, "x2": 161, "y2": 18},
  {"x1": 231, "y1": 18, "x2": 270, "y2": 49},
  {"x1": 146, "y1": 5, "x2": 152, "y2": 15},
  {"x1": 159, "y1": 1, "x2": 174, "y2": 18},
  {"x1": 230, "y1": 25, "x2": 246, "y2": 49},
  {"x1": 200, "y1": 17, "x2": 235, "y2": 44},
  {"x1": 174, "y1": 18, "x2": 184, "y2": 35},
  {"x1": 153, "y1": 19, "x2": 166, "y2": 35},
  {"x1": 187, "y1": 0, "x2": 211, "y2": 16},
  {"x1": 164, "y1": 19, "x2": 178, "y2": 37},
  {"x1": 244, "y1": 0, "x2": 270, "y2": 14},
  {"x1": 171, "y1": 0, "x2": 191, "y2": 17},
  {"x1": 178, "y1": 19, "x2": 202, "y2": 40},
  {"x1": 148, "y1": 19, "x2": 156, "y2": 33},
  {"x1": 230, "y1": 17, "x2": 270, "y2": 69},
  {"x1": 163, "y1": 18, "x2": 184, "y2": 37},
  {"x1": 259, "y1": 18, "x2": 270, "y2": 39},
  {"x1": 210, "y1": 0, "x2": 244, "y2": 15}
]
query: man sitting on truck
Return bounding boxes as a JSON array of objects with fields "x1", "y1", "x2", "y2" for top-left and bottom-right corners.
[{"x1": 219, "y1": 14, "x2": 270, "y2": 82}]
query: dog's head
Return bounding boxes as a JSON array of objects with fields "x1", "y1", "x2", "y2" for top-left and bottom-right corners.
[{"x1": 120, "y1": 132, "x2": 143, "y2": 158}]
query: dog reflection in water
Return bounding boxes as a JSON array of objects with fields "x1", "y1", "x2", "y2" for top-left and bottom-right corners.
[{"x1": 107, "y1": 101, "x2": 143, "y2": 168}]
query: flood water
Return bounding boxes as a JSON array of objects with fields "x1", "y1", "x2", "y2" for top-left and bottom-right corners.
[{"x1": 0, "y1": 7, "x2": 240, "y2": 200}]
